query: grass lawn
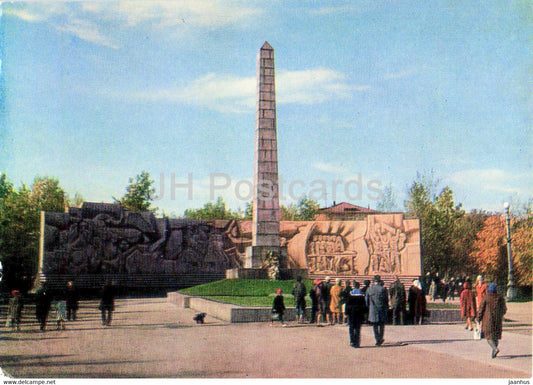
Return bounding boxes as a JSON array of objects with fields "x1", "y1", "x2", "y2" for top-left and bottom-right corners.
[{"x1": 179, "y1": 279, "x2": 460, "y2": 309}]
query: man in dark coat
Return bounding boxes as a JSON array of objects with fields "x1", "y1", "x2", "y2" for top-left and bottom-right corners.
[
  {"x1": 66, "y1": 281, "x2": 79, "y2": 321},
  {"x1": 309, "y1": 280, "x2": 319, "y2": 324},
  {"x1": 35, "y1": 283, "x2": 52, "y2": 331},
  {"x1": 345, "y1": 282, "x2": 367, "y2": 348},
  {"x1": 365, "y1": 275, "x2": 389, "y2": 346},
  {"x1": 99, "y1": 280, "x2": 116, "y2": 326},
  {"x1": 389, "y1": 275, "x2": 406, "y2": 325},
  {"x1": 478, "y1": 283, "x2": 507, "y2": 358}
]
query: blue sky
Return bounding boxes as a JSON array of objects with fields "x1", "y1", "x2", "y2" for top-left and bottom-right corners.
[{"x1": 1, "y1": 1, "x2": 531, "y2": 216}]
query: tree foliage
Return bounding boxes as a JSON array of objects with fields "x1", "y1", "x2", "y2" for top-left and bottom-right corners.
[
  {"x1": 405, "y1": 173, "x2": 464, "y2": 276},
  {"x1": 470, "y1": 215, "x2": 507, "y2": 285},
  {"x1": 116, "y1": 171, "x2": 156, "y2": 212},
  {"x1": 0, "y1": 174, "x2": 71, "y2": 290},
  {"x1": 512, "y1": 212, "x2": 533, "y2": 286},
  {"x1": 376, "y1": 183, "x2": 398, "y2": 212},
  {"x1": 183, "y1": 197, "x2": 242, "y2": 220}
]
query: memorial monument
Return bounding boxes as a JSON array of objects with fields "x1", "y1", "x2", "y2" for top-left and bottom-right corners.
[
  {"x1": 37, "y1": 43, "x2": 422, "y2": 290},
  {"x1": 246, "y1": 42, "x2": 282, "y2": 268}
]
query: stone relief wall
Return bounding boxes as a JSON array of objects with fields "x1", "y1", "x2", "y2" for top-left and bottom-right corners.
[
  {"x1": 42, "y1": 203, "x2": 420, "y2": 279},
  {"x1": 43, "y1": 203, "x2": 239, "y2": 277},
  {"x1": 216, "y1": 213, "x2": 421, "y2": 276}
]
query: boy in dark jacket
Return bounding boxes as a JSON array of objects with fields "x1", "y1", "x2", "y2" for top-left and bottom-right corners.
[{"x1": 271, "y1": 289, "x2": 286, "y2": 326}]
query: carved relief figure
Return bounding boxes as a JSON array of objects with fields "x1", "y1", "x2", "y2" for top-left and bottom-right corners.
[
  {"x1": 365, "y1": 219, "x2": 408, "y2": 275},
  {"x1": 305, "y1": 230, "x2": 357, "y2": 275}
]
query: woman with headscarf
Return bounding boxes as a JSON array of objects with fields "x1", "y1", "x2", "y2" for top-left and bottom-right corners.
[
  {"x1": 460, "y1": 281, "x2": 477, "y2": 331},
  {"x1": 478, "y1": 283, "x2": 507, "y2": 358},
  {"x1": 475, "y1": 275, "x2": 488, "y2": 308}
]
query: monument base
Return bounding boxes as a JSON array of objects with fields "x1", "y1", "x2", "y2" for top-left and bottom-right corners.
[
  {"x1": 244, "y1": 245, "x2": 288, "y2": 269},
  {"x1": 226, "y1": 268, "x2": 308, "y2": 280}
]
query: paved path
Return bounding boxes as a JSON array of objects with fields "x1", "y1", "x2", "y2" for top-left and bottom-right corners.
[{"x1": 1, "y1": 298, "x2": 531, "y2": 378}]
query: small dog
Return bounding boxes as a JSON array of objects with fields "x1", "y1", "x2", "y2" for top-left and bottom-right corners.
[{"x1": 193, "y1": 313, "x2": 206, "y2": 324}]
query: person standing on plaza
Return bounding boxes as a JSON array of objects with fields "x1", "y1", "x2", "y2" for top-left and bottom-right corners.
[
  {"x1": 291, "y1": 276, "x2": 307, "y2": 324},
  {"x1": 440, "y1": 279, "x2": 449, "y2": 303},
  {"x1": 389, "y1": 275, "x2": 406, "y2": 325},
  {"x1": 475, "y1": 275, "x2": 488, "y2": 308},
  {"x1": 366, "y1": 275, "x2": 389, "y2": 346},
  {"x1": 429, "y1": 279, "x2": 438, "y2": 302},
  {"x1": 309, "y1": 279, "x2": 319, "y2": 324},
  {"x1": 345, "y1": 282, "x2": 367, "y2": 348},
  {"x1": 477, "y1": 283, "x2": 507, "y2": 359},
  {"x1": 329, "y1": 278, "x2": 343, "y2": 325},
  {"x1": 460, "y1": 281, "x2": 477, "y2": 331},
  {"x1": 407, "y1": 279, "x2": 426, "y2": 325},
  {"x1": 341, "y1": 280, "x2": 354, "y2": 325},
  {"x1": 6, "y1": 290, "x2": 23, "y2": 332},
  {"x1": 271, "y1": 289, "x2": 286, "y2": 326},
  {"x1": 99, "y1": 280, "x2": 116, "y2": 326},
  {"x1": 314, "y1": 280, "x2": 326, "y2": 326},
  {"x1": 35, "y1": 283, "x2": 52, "y2": 332},
  {"x1": 323, "y1": 277, "x2": 333, "y2": 325},
  {"x1": 448, "y1": 278, "x2": 456, "y2": 301},
  {"x1": 55, "y1": 298, "x2": 67, "y2": 331},
  {"x1": 66, "y1": 280, "x2": 79, "y2": 321}
]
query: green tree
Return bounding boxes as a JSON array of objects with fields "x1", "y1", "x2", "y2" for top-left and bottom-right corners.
[
  {"x1": 452, "y1": 210, "x2": 490, "y2": 278},
  {"x1": 184, "y1": 197, "x2": 242, "y2": 220},
  {"x1": 31, "y1": 176, "x2": 68, "y2": 212},
  {"x1": 297, "y1": 196, "x2": 320, "y2": 221},
  {"x1": 404, "y1": 172, "x2": 464, "y2": 276},
  {"x1": 0, "y1": 175, "x2": 72, "y2": 290},
  {"x1": 117, "y1": 171, "x2": 156, "y2": 212},
  {"x1": 244, "y1": 201, "x2": 253, "y2": 220},
  {"x1": 281, "y1": 203, "x2": 299, "y2": 220},
  {"x1": 376, "y1": 183, "x2": 398, "y2": 212}
]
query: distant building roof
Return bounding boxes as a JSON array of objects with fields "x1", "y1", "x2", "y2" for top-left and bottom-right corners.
[{"x1": 317, "y1": 202, "x2": 380, "y2": 218}]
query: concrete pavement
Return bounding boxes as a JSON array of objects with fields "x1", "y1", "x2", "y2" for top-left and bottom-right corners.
[{"x1": 1, "y1": 297, "x2": 531, "y2": 378}]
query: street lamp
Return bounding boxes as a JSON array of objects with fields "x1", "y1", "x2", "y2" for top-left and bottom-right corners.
[{"x1": 503, "y1": 202, "x2": 516, "y2": 302}]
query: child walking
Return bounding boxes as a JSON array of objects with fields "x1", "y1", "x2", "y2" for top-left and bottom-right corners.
[
  {"x1": 6, "y1": 290, "x2": 23, "y2": 332},
  {"x1": 271, "y1": 289, "x2": 287, "y2": 327},
  {"x1": 55, "y1": 299, "x2": 67, "y2": 331}
]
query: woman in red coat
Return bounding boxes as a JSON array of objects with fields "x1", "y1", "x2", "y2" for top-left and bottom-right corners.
[
  {"x1": 460, "y1": 281, "x2": 476, "y2": 330},
  {"x1": 478, "y1": 283, "x2": 507, "y2": 358}
]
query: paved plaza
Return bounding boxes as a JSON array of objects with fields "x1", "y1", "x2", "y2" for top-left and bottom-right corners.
[{"x1": 1, "y1": 297, "x2": 531, "y2": 378}]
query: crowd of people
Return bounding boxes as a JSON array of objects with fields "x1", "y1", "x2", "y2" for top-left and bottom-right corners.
[
  {"x1": 4, "y1": 273, "x2": 509, "y2": 358},
  {"x1": 273, "y1": 273, "x2": 507, "y2": 356},
  {"x1": 270, "y1": 275, "x2": 429, "y2": 347},
  {"x1": 4, "y1": 279, "x2": 115, "y2": 332}
]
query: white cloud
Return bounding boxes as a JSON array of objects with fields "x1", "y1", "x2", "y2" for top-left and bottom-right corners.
[
  {"x1": 6, "y1": 1, "x2": 262, "y2": 48},
  {"x1": 55, "y1": 18, "x2": 120, "y2": 49},
  {"x1": 448, "y1": 168, "x2": 532, "y2": 195},
  {"x1": 112, "y1": 1, "x2": 262, "y2": 29},
  {"x1": 278, "y1": 68, "x2": 369, "y2": 104},
  {"x1": 108, "y1": 67, "x2": 369, "y2": 112},
  {"x1": 313, "y1": 162, "x2": 350, "y2": 175}
]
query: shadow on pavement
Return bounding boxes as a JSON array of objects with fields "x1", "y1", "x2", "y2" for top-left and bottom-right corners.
[
  {"x1": 400, "y1": 338, "x2": 471, "y2": 345},
  {"x1": 1, "y1": 354, "x2": 74, "y2": 363},
  {"x1": 497, "y1": 354, "x2": 532, "y2": 360}
]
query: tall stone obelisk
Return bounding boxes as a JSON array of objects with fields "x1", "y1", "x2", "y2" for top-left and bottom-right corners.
[{"x1": 246, "y1": 42, "x2": 281, "y2": 268}]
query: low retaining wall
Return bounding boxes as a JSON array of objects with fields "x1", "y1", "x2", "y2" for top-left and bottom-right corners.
[{"x1": 167, "y1": 292, "x2": 461, "y2": 324}]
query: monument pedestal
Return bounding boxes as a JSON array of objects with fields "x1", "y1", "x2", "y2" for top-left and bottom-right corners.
[{"x1": 244, "y1": 246, "x2": 288, "y2": 269}]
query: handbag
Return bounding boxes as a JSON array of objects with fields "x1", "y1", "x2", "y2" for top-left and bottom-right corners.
[{"x1": 473, "y1": 321, "x2": 482, "y2": 340}]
